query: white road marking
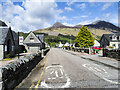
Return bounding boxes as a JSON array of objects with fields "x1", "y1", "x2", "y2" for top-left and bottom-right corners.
[
  {"x1": 50, "y1": 71, "x2": 54, "y2": 75},
  {"x1": 55, "y1": 71, "x2": 58, "y2": 77},
  {"x1": 60, "y1": 68, "x2": 64, "y2": 75},
  {"x1": 41, "y1": 65, "x2": 71, "y2": 88},
  {"x1": 83, "y1": 64, "x2": 120, "y2": 84}
]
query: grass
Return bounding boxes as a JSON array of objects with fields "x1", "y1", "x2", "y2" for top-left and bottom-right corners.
[
  {"x1": 2, "y1": 56, "x2": 17, "y2": 61},
  {"x1": 35, "y1": 28, "x2": 113, "y2": 38}
]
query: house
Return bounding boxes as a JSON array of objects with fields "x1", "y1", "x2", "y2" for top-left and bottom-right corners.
[
  {"x1": 23, "y1": 32, "x2": 45, "y2": 53},
  {"x1": 0, "y1": 26, "x2": 18, "y2": 60},
  {"x1": 100, "y1": 34, "x2": 120, "y2": 49},
  {"x1": 58, "y1": 42, "x2": 64, "y2": 48},
  {"x1": 64, "y1": 42, "x2": 70, "y2": 47},
  {"x1": 94, "y1": 39, "x2": 100, "y2": 47}
]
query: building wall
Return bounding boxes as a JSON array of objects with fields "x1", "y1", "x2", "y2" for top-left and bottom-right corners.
[
  {"x1": 25, "y1": 45, "x2": 40, "y2": 53},
  {"x1": 110, "y1": 42, "x2": 120, "y2": 49},
  {"x1": 4, "y1": 30, "x2": 15, "y2": 57},
  {"x1": 0, "y1": 45, "x2": 4, "y2": 60}
]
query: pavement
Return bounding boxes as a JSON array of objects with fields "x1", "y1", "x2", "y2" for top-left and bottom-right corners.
[{"x1": 17, "y1": 48, "x2": 119, "y2": 89}]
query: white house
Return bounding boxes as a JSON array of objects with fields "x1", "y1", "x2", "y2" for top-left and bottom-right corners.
[
  {"x1": 64, "y1": 42, "x2": 70, "y2": 47},
  {"x1": 100, "y1": 34, "x2": 120, "y2": 49},
  {"x1": 94, "y1": 39, "x2": 100, "y2": 47},
  {"x1": 58, "y1": 42, "x2": 64, "y2": 48}
]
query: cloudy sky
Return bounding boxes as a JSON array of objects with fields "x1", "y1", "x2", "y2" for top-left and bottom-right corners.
[{"x1": 0, "y1": 0, "x2": 119, "y2": 32}]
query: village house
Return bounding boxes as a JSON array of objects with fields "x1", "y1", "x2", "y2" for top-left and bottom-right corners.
[
  {"x1": 94, "y1": 39, "x2": 100, "y2": 47},
  {"x1": 23, "y1": 32, "x2": 45, "y2": 53},
  {"x1": 0, "y1": 21, "x2": 18, "y2": 60},
  {"x1": 100, "y1": 34, "x2": 120, "y2": 49}
]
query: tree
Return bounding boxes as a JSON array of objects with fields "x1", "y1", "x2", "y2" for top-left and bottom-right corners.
[{"x1": 75, "y1": 26, "x2": 94, "y2": 47}]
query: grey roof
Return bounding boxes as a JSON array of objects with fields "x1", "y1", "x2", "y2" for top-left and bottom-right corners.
[
  {"x1": 36, "y1": 34, "x2": 44, "y2": 43},
  {"x1": 12, "y1": 30, "x2": 18, "y2": 41},
  {"x1": 103, "y1": 34, "x2": 120, "y2": 42},
  {"x1": 0, "y1": 20, "x2": 7, "y2": 26},
  {"x1": 0, "y1": 27, "x2": 9, "y2": 44}
]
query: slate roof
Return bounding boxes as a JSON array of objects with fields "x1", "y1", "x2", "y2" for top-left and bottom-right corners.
[
  {"x1": 12, "y1": 30, "x2": 18, "y2": 41},
  {"x1": 36, "y1": 34, "x2": 44, "y2": 43},
  {"x1": 0, "y1": 27, "x2": 18, "y2": 45},
  {"x1": 102, "y1": 34, "x2": 120, "y2": 42},
  {"x1": 0, "y1": 27, "x2": 9, "y2": 44},
  {"x1": 0, "y1": 20, "x2": 7, "y2": 26}
]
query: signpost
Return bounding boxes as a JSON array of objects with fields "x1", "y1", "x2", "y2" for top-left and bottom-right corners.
[{"x1": 19, "y1": 36, "x2": 24, "y2": 45}]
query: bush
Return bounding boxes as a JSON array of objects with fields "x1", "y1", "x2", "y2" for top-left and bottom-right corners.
[
  {"x1": 5, "y1": 54, "x2": 10, "y2": 58},
  {"x1": 107, "y1": 46, "x2": 114, "y2": 48}
]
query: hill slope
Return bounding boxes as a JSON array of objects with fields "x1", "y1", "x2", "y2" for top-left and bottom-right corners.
[{"x1": 34, "y1": 20, "x2": 119, "y2": 38}]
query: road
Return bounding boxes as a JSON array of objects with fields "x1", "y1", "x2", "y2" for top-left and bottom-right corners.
[{"x1": 17, "y1": 48, "x2": 119, "y2": 89}]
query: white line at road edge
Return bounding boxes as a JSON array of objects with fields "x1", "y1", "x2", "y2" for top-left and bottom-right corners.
[
  {"x1": 83, "y1": 64, "x2": 120, "y2": 84},
  {"x1": 41, "y1": 65, "x2": 71, "y2": 88}
]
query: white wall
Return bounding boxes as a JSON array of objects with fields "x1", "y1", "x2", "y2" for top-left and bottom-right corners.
[
  {"x1": 28, "y1": 46, "x2": 40, "y2": 53},
  {"x1": 110, "y1": 42, "x2": 120, "y2": 49},
  {"x1": 0, "y1": 45, "x2": 4, "y2": 60}
]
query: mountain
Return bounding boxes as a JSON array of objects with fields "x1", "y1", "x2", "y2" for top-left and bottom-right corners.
[
  {"x1": 48, "y1": 20, "x2": 119, "y2": 33},
  {"x1": 35, "y1": 20, "x2": 119, "y2": 38},
  {"x1": 0, "y1": 20, "x2": 7, "y2": 26},
  {"x1": 84, "y1": 20, "x2": 119, "y2": 33},
  {"x1": 52, "y1": 22, "x2": 71, "y2": 28}
]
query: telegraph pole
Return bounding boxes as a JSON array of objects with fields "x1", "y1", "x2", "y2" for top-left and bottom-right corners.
[{"x1": 18, "y1": 32, "x2": 19, "y2": 59}]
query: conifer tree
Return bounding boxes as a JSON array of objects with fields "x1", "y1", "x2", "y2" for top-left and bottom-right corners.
[{"x1": 75, "y1": 26, "x2": 94, "y2": 47}]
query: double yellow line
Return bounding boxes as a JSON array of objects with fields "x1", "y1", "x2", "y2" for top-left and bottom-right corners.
[
  {"x1": 35, "y1": 63, "x2": 47, "y2": 89},
  {"x1": 29, "y1": 57, "x2": 48, "y2": 90}
]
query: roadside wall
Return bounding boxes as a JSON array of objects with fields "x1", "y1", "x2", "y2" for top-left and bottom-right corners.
[
  {"x1": 64, "y1": 47, "x2": 90, "y2": 54},
  {"x1": 103, "y1": 49, "x2": 120, "y2": 60},
  {"x1": 0, "y1": 48, "x2": 50, "y2": 90}
]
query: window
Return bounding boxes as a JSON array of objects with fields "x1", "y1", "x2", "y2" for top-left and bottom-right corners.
[
  {"x1": 12, "y1": 46, "x2": 14, "y2": 51},
  {"x1": 30, "y1": 38, "x2": 34, "y2": 42},
  {"x1": 117, "y1": 36, "x2": 119, "y2": 40},
  {"x1": 110, "y1": 36, "x2": 112, "y2": 39},
  {"x1": 112, "y1": 36, "x2": 117, "y2": 40},
  {"x1": 112, "y1": 44, "x2": 115, "y2": 47},
  {"x1": 118, "y1": 44, "x2": 120, "y2": 48}
]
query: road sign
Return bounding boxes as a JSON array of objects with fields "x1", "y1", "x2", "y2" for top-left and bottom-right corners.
[{"x1": 19, "y1": 36, "x2": 24, "y2": 45}]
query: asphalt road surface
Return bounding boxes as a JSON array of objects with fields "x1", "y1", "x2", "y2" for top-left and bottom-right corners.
[{"x1": 17, "y1": 48, "x2": 119, "y2": 89}]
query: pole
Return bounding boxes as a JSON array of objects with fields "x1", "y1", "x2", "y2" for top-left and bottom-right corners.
[
  {"x1": 70, "y1": 34, "x2": 71, "y2": 50},
  {"x1": 18, "y1": 32, "x2": 19, "y2": 59}
]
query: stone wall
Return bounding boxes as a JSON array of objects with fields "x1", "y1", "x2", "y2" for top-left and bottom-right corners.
[
  {"x1": 0, "y1": 48, "x2": 50, "y2": 90},
  {"x1": 103, "y1": 49, "x2": 120, "y2": 60},
  {"x1": 64, "y1": 47, "x2": 90, "y2": 54}
]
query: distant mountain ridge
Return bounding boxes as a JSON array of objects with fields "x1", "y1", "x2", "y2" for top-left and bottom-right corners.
[
  {"x1": 85, "y1": 20, "x2": 119, "y2": 32},
  {"x1": 48, "y1": 20, "x2": 119, "y2": 33}
]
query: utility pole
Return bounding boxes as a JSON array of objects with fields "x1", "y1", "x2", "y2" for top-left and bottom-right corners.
[
  {"x1": 18, "y1": 32, "x2": 19, "y2": 59},
  {"x1": 70, "y1": 34, "x2": 71, "y2": 50}
]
